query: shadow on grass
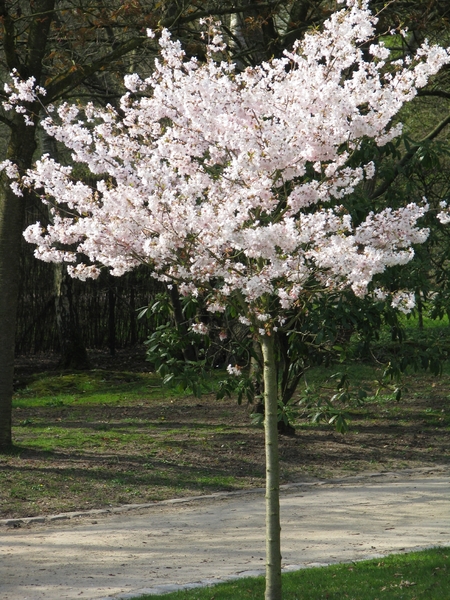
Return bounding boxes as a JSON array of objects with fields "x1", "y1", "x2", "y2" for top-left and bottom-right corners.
[
  {"x1": 5, "y1": 417, "x2": 450, "y2": 484},
  {"x1": 0, "y1": 443, "x2": 265, "y2": 486}
]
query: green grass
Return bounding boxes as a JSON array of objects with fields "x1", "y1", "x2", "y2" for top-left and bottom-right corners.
[
  {"x1": 4, "y1": 370, "x2": 268, "y2": 517},
  {"x1": 4, "y1": 356, "x2": 450, "y2": 519},
  {"x1": 402, "y1": 313, "x2": 449, "y2": 329},
  {"x1": 366, "y1": 318, "x2": 450, "y2": 375},
  {"x1": 13, "y1": 370, "x2": 169, "y2": 408},
  {"x1": 129, "y1": 548, "x2": 450, "y2": 599}
]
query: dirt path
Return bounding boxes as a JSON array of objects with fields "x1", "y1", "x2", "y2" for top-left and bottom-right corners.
[{"x1": 1, "y1": 468, "x2": 449, "y2": 600}]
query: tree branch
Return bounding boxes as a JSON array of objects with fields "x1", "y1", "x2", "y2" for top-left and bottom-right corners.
[
  {"x1": 417, "y1": 89, "x2": 450, "y2": 100},
  {"x1": 0, "y1": 114, "x2": 13, "y2": 128},
  {"x1": 0, "y1": 0, "x2": 23, "y2": 73},
  {"x1": 45, "y1": 35, "x2": 148, "y2": 103},
  {"x1": 26, "y1": 0, "x2": 56, "y2": 77},
  {"x1": 158, "y1": 2, "x2": 280, "y2": 28},
  {"x1": 370, "y1": 114, "x2": 450, "y2": 200}
]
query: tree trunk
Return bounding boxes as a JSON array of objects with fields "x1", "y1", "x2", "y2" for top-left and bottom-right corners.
[
  {"x1": 129, "y1": 284, "x2": 138, "y2": 345},
  {"x1": 108, "y1": 283, "x2": 116, "y2": 356},
  {"x1": 0, "y1": 0, "x2": 56, "y2": 449},
  {"x1": 417, "y1": 291, "x2": 424, "y2": 330},
  {"x1": 0, "y1": 123, "x2": 37, "y2": 450},
  {"x1": 168, "y1": 284, "x2": 197, "y2": 362},
  {"x1": 41, "y1": 125, "x2": 90, "y2": 369},
  {"x1": 0, "y1": 179, "x2": 22, "y2": 448},
  {"x1": 260, "y1": 333, "x2": 282, "y2": 600},
  {"x1": 54, "y1": 263, "x2": 90, "y2": 370},
  {"x1": 229, "y1": 1, "x2": 270, "y2": 69}
]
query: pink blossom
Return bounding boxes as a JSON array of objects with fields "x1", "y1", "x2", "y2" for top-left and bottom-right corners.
[{"x1": 6, "y1": 2, "x2": 449, "y2": 318}]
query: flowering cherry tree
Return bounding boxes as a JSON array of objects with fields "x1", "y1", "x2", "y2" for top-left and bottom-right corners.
[{"x1": 5, "y1": 2, "x2": 450, "y2": 598}]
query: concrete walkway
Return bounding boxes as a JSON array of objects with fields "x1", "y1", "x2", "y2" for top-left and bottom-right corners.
[{"x1": 1, "y1": 468, "x2": 449, "y2": 600}]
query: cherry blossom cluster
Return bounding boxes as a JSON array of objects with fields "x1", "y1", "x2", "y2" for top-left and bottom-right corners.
[
  {"x1": 8, "y1": 1, "x2": 450, "y2": 319},
  {"x1": 437, "y1": 201, "x2": 450, "y2": 224},
  {"x1": 2, "y1": 69, "x2": 47, "y2": 126}
]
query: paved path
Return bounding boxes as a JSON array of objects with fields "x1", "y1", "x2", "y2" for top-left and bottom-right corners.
[{"x1": 1, "y1": 468, "x2": 449, "y2": 600}]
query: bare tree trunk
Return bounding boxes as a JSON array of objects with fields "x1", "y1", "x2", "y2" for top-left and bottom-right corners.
[
  {"x1": 41, "y1": 126, "x2": 90, "y2": 369},
  {"x1": 129, "y1": 284, "x2": 138, "y2": 345},
  {"x1": 168, "y1": 284, "x2": 197, "y2": 362},
  {"x1": 108, "y1": 283, "x2": 116, "y2": 356},
  {"x1": 54, "y1": 263, "x2": 90, "y2": 369},
  {"x1": 0, "y1": 0, "x2": 56, "y2": 450},
  {"x1": 417, "y1": 291, "x2": 424, "y2": 330},
  {"x1": 0, "y1": 124, "x2": 37, "y2": 449},
  {"x1": 0, "y1": 180, "x2": 22, "y2": 448},
  {"x1": 260, "y1": 333, "x2": 282, "y2": 600},
  {"x1": 229, "y1": 1, "x2": 270, "y2": 68}
]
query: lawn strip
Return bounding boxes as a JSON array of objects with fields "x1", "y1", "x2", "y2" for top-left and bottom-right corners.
[{"x1": 129, "y1": 547, "x2": 450, "y2": 600}]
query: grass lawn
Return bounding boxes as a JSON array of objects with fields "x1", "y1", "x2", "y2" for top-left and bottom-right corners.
[
  {"x1": 128, "y1": 548, "x2": 450, "y2": 600},
  {"x1": 1, "y1": 346, "x2": 449, "y2": 518}
]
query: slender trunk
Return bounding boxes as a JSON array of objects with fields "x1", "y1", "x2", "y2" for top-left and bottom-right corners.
[
  {"x1": 108, "y1": 284, "x2": 116, "y2": 356},
  {"x1": 229, "y1": 0, "x2": 271, "y2": 68},
  {"x1": 54, "y1": 263, "x2": 90, "y2": 369},
  {"x1": 42, "y1": 126, "x2": 90, "y2": 369},
  {"x1": 417, "y1": 292, "x2": 423, "y2": 330},
  {"x1": 129, "y1": 285, "x2": 138, "y2": 345},
  {"x1": 168, "y1": 284, "x2": 196, "y2": 361},
  {"x1": 260, "y1": 333, "x2": 282, "y2": 600}
]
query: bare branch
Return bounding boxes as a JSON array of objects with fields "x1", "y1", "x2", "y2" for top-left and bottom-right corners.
[
  {"x1": 158, "y1": 2, "x2": 280, "y2": 28},
  {"x1": 370, "y1": 114, "x2": 450, "y2": 200}
]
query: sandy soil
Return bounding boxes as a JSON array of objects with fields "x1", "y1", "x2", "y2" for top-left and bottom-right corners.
[{"x1": 1, "y1": 467, "x2": 449, "y2": 600}]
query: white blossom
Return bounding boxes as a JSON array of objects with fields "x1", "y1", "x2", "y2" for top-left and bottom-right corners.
[
  {"x1": 2, "y1": 70, "x2": 47, "y2": 125},
  {"x1": 207, "y1": 302, "x2": 226, "y2": 313},
  {"x1": 191, "y1": 322, "x2": 209, "y2": 335},
  {"x1": 227, "y1": 364, "x2": 242, "y2": 376},
  {"x1": 437, "y1": 211, "x2": 450, "y2": 225},
  {"x1": 373, "y1": 288, "x2": 387, "y2": 301},
  {"x1": 257, "y1": 313, "x2": 270, "y2": 322},
  {"x1": 391, "y1": 291, "x2": 416, "y2": 314},
  {"x1": 239, "y1": 316, "x2": 251, "y2": 326}
]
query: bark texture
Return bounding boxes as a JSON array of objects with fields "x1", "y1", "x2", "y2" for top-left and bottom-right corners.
[
  {"x1": 0, "y1": 124, "x2": 37, "y2": 449},
  {"x1": 261, "y1": 333, "x2": 282, "y2": 600},
  {"x1": 0, "y1": 0, "x2": 55, "y2": 450}
]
